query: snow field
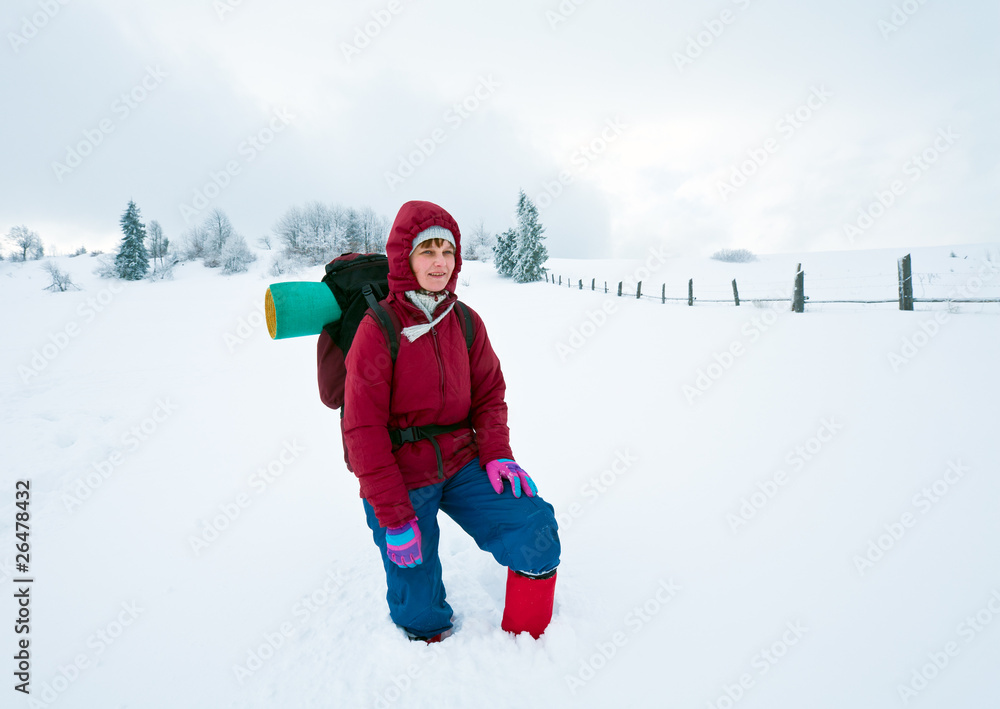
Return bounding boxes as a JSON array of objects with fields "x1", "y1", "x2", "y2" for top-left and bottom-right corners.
[{"x1": 1, "y1": 245, "x2": 998, "y2": 708}]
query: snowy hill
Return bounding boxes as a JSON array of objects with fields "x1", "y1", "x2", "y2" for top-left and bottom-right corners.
[{"x1": 2, "y1": 244, "x2": 999, "y2": 709}]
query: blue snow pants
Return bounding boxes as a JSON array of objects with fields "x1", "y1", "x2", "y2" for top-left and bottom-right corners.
[{"x1": 363, "y1": 458, "x2": 561, "y2": 638}]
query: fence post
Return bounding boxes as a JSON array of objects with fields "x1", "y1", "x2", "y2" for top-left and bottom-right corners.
[
  {"x1": 591, "y1": 277, "x2": 595, "y2": 291},
  {"x1": 545, "y1": 273, "x2": 548, "y2": 283},
  {"x1": 636, "y1": 281, "x2": 642, "y2": 299},
  {"x1": 578, "y1": 279, "x2": 583, "y2": 290},
  {"x1": 792, "y1": 269, "x2": 805, "y2": 313},
  {"x1": 898, "y1": 254, "x2": 913, "y2": 311},
  {"x1": 688, "y1": 279, "x2": 694, "y2": 306},
  {"x1": 604, "y1": 281, "x2": 608, "y2": 294},
  {"x1": 732, "y1": 279, "x2": 740, "y2": 306},
  {"x1": 661, "y1": 283, "x2": 665, "y2": 304},
  {"x1": 558, "y1": 275, "x2": 562, "y2": 286},
  {"x1": 617, "y1": 281, "x2": 622, "y2": 297}
]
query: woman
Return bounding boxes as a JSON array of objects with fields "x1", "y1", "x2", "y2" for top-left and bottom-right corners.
[{"x1": 343, "y1": 200, "x2": 561, "y2": 642}]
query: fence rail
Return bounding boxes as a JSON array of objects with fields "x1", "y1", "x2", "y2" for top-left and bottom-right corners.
[{"x1": 543, "y1": 254, "x2": 1000, "y2": 312}]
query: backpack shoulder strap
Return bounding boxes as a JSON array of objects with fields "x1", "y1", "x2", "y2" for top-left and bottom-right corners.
[
  {"x1": 363, "y1": 284, "x2": 400, "y2": 362},
  {"x1": 455, "y1": 301, "x2": 474, "y2": 352}
]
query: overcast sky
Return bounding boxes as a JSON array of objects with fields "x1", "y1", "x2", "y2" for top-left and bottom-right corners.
[{"x1": 2, "y1": 0, "x2": 997, "y2": 259}]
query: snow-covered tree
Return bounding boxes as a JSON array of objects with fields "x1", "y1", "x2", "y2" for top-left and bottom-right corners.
[
  {"x1": 181, "y1": 224, "x2": 208, "y2": 261},
  {"x1": 220, "y1": 234, "x2": 257, "y2": 274},
  {"x1": 43, "y1": 262, "x2": 78, "y2": 292},
  {"x1": 273, "y1": 206, "x2": 307, "y2": 257},
  {"x1": 512, "y1": 191, "x2": 547, "y2": 283},
  {"x1": 464, "y1": 219, "x2": 494, "y2": 261},
  {"x1": 114, "y1": 201, "x2": 149, "y2": 280},
  {"x1": 148, "y1": 220, "x2": 170, "y2": 270},
  {"x1": 358, "y1": 206, "x2": 390, "y2": 253},
  {"x1": 306, "y1": 202, "x2": 342, "y2": 258},
  {"x1": 6, "y1": 225, "x2": 43, "y2": 262},
  {"x1": 493, "y1": 228, "x2": 517, "y2": 277},
  {"x1": 274, "y1": 202, "x2": 340, "y2": 265},
  {"x1": 343, "y1": 208, "x2": 363, "y2": 252},
  {"x1": 203, "y1": 209, "x2": 235, "y2": 267}
]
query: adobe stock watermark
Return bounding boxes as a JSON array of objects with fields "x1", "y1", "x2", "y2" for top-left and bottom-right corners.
[
  {"x1": 384, "y1": 75, "x2": 500, "y2": 191},
  {"x1": 51, "y1": 65, "x2": 167, "y2": 182},
  {"x1": 672, "y1": 0, "x2": 753, "y2": 72},
  {"x1": 341, "y1": 0, "x2": 405, "y2": 63},
  {"x1": 555, "y1": 245, "x2": 670, "y2": 362},
  {"x1": 886, "y1": 256, "x2": 998, "y2": 369},
  {"x1": 717, "y1": 85, "x2": 833, "y2": 201},
  {"x1": 853, "y1": 459, "x2": 969, "y2": 576},
  {"x1": 371, "y1": 643, "x2": 445, "y2": 709},
  {"x1": 532, "y1": 116, "x2": 625, "y2": 213},
  {"x1": 546, "y1": 0, "x2": 589, "y2": 29},
  {"x1": 896, "y1": 588, "x2": 1000, "y2": 705},
  {"x1": 178, "y1": 107, "x2": 295, "y2": 223},
  {"x1": 878, "y1": 0, "x2": 929, "y2": 40},
  {"x1": 7, "y1": 0, "x2": 71, "y2": 54},
  {"x1": 188, "y1": 440, "x2": 305, "y2": 555},
  {"x1": 224, "y1": 300, "x2": 267, "y2": 353},
  {"x1": 555, "y1": 300, "x2": 617, "y2": 362},
  {"x1": 61, "y1": 398, "x2": 179, "y2": 512},
  {"x1": 886, "y1": 311, "x2": 950, "y2": 371},
  {"x1": 843, "y1": 127, "x2": 958, "y2": 244},
  {"x1": 24, "y1": 600, "x2": 144, "y2": 706},
  {"x1": 682, "y1": 298, "x2": 786, "y2": 405},
  {"x1": 232, "y1": 566, "x2": 347, "y2": 684},
  {"x1": 565, "y1": 578, "x2": 681, "y2": 695},
  {"x1": 17, "y1": 282, "x2": 124, "y2": 384},
  {"x1": 726, "y1": 418, "x2": 844, "y2": 533},
  {"x1": 214, "y1": 0, "x2": 246, "y2": 21},
  {"x1": 703, "y1": 620, "x2": 808, "y2": 709},
  {"x1": 554, "y1": 449, "x2": 639, "y2": 534}
]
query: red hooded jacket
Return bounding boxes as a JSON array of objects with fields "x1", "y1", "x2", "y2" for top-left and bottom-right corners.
[{"x1": 342, "y1": 201, "x2": 514, "y2": 528}]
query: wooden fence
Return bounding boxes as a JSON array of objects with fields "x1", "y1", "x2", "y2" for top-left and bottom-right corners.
[{"x1": 544, "y1": 254, "x2": 1000, "y2": 312}]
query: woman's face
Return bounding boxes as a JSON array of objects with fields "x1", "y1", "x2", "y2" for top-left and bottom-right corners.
[{"x1": 409, "y1": 240, "x2": 455, "y2": 292}]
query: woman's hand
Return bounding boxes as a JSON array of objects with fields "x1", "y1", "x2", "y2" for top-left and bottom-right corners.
[
  {"x1": 385, "y1": 518, "x2": 423, "y2": 568},
  {"x1": 486, "y1": 459, "x2": 537, "y2": 498}
]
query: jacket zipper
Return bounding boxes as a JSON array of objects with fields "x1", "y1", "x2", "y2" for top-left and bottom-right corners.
[{"x1": 431, "y1": 326, "x2": 446, "y2": 479}]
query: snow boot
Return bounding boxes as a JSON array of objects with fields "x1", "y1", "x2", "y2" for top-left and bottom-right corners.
[
  {"x1": 501, "y1": 568, "x2": 557, "y2": 639},
  {"x1": 404, "y1": 627, "x2": 452, "y2": 644}
]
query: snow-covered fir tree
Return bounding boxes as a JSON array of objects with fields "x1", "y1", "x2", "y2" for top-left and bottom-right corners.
[
  {"x1": 512, "y1": 191, "x2": 547, "y2": 283},
  {"x1": 114, "y1": 201, "x2": 149, "y2": 280},
  {"x1": 493, "y1": 228, "x2": 517, "y2": 277}
]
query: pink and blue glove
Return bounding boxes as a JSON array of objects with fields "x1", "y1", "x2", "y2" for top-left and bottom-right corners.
[
  {"x1": 486, "y1": 459, "x2": 537, "y2": 498},
  {"x1": 385, "y1": 518, "x2": 422, "y2": 568}
]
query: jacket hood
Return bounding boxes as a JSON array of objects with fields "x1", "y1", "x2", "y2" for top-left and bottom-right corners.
[{"x1": 386, "y1": 200, "x2": 462, "y2": 294}]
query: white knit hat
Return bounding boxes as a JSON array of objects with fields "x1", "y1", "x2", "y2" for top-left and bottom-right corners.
[{"x1": 410, "y1": 226, "x2": 456, "y2": 256}]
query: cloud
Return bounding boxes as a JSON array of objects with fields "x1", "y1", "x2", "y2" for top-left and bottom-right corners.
[{"x1": 2, "y1": 0, "x2": 998, "y2": 257}]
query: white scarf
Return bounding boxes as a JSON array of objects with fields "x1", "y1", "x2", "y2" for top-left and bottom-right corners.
[{"x1": 402, "y1": 291, "x2": 455, "y2": 342}]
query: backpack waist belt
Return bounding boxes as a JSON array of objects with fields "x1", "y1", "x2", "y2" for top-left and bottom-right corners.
[{"x1": 389, "y1": 420, "x2": 472, "y2": 480}]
